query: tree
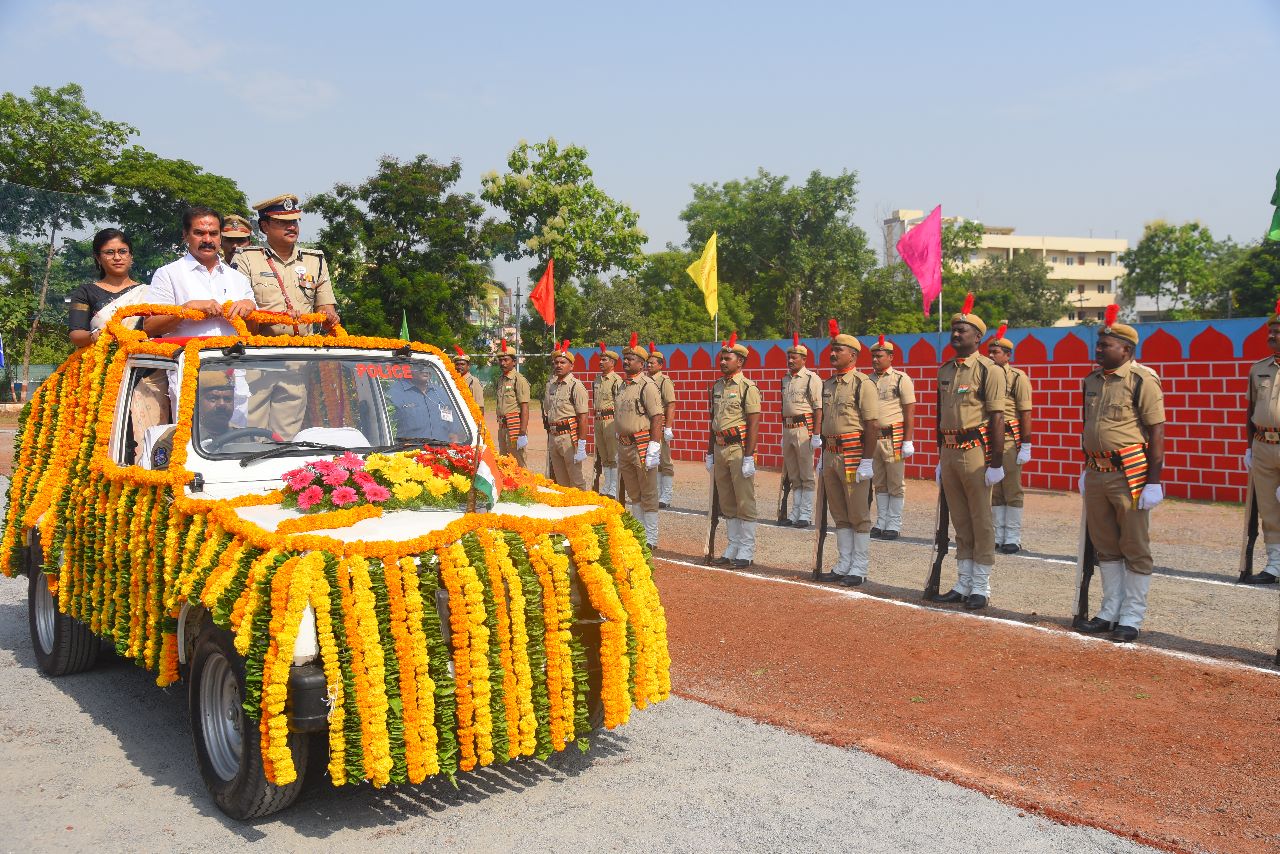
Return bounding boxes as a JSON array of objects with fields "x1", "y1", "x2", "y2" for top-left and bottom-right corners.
[
  {"x1": 308, "y1": 155, "x2": 496, "y2": 343},
  {"x1": 633, "y1": 250, "x2": 753, "y2": 343},
  {"x1": 1119, "y1": 221, "x2": 1217, "y2": 320},
  {"x1": 965, "y1": 253, "x2": 1071, "y2": 328},
  {"x1": 0, "y1": 83, "x2": 134, "y2": 383},
  {"x1": 679, "y1": 168, "x2": 876, "y2": 337},
  {"x1": 864, "y1": 219, "x2": 987, "y2": 335},
  {"x1": 0, "y1": 239, "x2": 75, "y2": 367},
  {"x1": 1219, "y1": 240, "x2": 1280, "y2": 318}
]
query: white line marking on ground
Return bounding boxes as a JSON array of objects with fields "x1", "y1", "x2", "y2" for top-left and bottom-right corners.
[{"x1": 653, "y1": 554, "x2": 1280, "y2": 679}]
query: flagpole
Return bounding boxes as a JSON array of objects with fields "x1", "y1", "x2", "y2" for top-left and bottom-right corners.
[{"x1": 714, "y1": 313, "x2": 718, "y2": 344}]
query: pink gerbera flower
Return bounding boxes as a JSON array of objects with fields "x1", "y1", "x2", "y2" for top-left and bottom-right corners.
[
  {"x1": 323, "y1": 468, "x2": 350, "y2": 486},
  {"x1": 353, "y1": 471, "x2": 376, "y2": 488},
  {"x1": 283, "y1": 468, "x2": 316, "y2": 491},
  {"x1": 331, "y1": 486, "x2": 359, "y2": 506},
  {"x1": 362, "y1": 483, "x2": 391, "y2": 503},
  {"x1": 297, "y1": 485, "x2": 325, "y2": 510},
  {"x1": 335, "y1": 451, "x2": 366, "y2": 471}
]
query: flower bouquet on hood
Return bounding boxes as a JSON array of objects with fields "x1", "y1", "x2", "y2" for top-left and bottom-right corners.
[{"x1": 281, "y1": 446, "x2": 483, "y2": 514}]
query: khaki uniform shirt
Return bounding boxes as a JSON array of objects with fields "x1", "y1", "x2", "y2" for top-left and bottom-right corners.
[
  {"x1": 1082, "y1": 360, "x2": 1165, "y2": 453},
  {"x1": 650, "y1": 370, "x2": 677, "y2": 410},
  {"x1": 1000, "y1": 365, "x2": 1033, "y2": 418},
  {"x1": 710, "y1": 372, "x2": 761, "y2": 432},
  {"x1": 781, "y1": 367, "x2": 822, "y2": 418},
  {"x1": 461, "y1": 372, "x2": 485, "y2": 411},
  {"x1": 938, "y1": 353, "x2": 1005, "y2": 431},
  {"x1": 543, "y1": 374, "x2": 589, "y2": 424},
  {"x1": 821, "y1": 369, "x2": 880, "y2": 437},
  {"x1": 593, "y1": 371, "x2": 623, "y2": 413},
  {"x1": 495, "y1": 371, "x2": 531, "y2": 418},
  {"x1": 231, "y1": 244, "x2": 336, "y2": 335},
  {"x1": 615, "y1": 374, "x2": 663, "y2": 436},
  {"x1": 870, "y1": 367, "x2": 916, "y2": 425},
  {"x1": 1248, "y1": 357, "x2": 1280, "y2": 429}
]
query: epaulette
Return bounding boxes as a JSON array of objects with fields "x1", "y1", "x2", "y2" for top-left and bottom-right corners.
[
  {"x1": 1255, "y1": 355, "x2": 1275, "y2": 366},
  {"x1": 300, "y1": 247, "x2": 326, "y2": 258},
  {"x1": 1131, "y1": 361, "x2": 1160, "y2": 382},
  {"x1": 237, "y1": 245, "x2": 265, "y2": 256}
]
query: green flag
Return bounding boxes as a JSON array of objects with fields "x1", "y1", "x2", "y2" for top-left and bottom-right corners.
[
  {"x1": 1268, "y1": 168, "x2": 1280, "y2": 243},
  {"x1": 400, "y1": 310, "x2": 409, "y2": 340}
]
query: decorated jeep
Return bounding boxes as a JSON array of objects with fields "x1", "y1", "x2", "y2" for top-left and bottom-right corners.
[{"x1": 1, "y1": 305, "x2": 669, "y2": 819}]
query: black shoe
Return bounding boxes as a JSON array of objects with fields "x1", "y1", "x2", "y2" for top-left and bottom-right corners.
[
  {"x1": 1000, "y1": 543, "x2": 1021, "y2": 554},
  {"x1": 815, "y1": 571, "x2": 840, "y2": 582},
  {"x1": 659, "y1": 501, "x2": 670, "y2": 509},
  {"x1": 1111, "y1": 625, "x2": 1140, "y2": 643},
  {"x1": 777, "y1": 518, "x2": 793, "y2": 527},
  {"x1": 792, "y1": 520, "x2": 811, "y2": 529},
  {"x1": 932, "y1": 589, "x2": 966, "y2": 604},
  {"x1": 730, "y1": 558, "x2": 752, "y2": 569},
  {"x1": 840, "y1": 574, "x2": 864, "y2": 587},
  {"x1": 1075, "y1": 616, "x2": 1116, "y2": 634},
  {"x1": 881, "y1": 530, "x2": 899, "y2": 540},
  {"x1": 1242, "y1": 572, "x2": 1279, "y2": 585},
  {"x1": 964, "y1": 594, "x2": 988, "y2": 610},
  {"x1": 869, "y1": 527, "x2": 884, "y2": 539},
  {"x1": 709, "y1": 555, "x2": 733, "y2": 566}
]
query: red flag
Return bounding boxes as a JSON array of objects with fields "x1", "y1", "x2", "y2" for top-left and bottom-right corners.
[
  {"x1": 530, "y1": 258, "x2": 555, "y2": 326},
  {"x1": 896, "y1": 205, "x2": 943, "y2": 316}
]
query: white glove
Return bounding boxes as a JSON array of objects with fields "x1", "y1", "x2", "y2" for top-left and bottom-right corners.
[
  {"x1": 1079, "y1": 468, "x2": 1087, "y2": 495},
  {"x1": 1138, "y1": 483, "x2": 1164, "y2": 510},
  {"x1": 574, "y1": 439, "x2": 587, "y2": 463},
  {"x1": 705, "y1": 453, "x2": 715, "y2": 471},
  {"x1": 985, "y1": 466, "x2": 1005, "y2": 486},
  {"x1": 855, "y1": 458, "x2": 874, "y2": 482},
  {"x1": 934, "y1": 463, "x2": 941, "y2": 484},
  {"x1": 1017, "y1": 443, "x2": 1032, "y2": 466},
  {"x1": 663, "y1": 427, "x2": 674, "y2": 443},
  {"x1": 902, "y1": 440, "x2": 915, "y2": 458},
  {"x1": 1275, "y1": 485, "x2": 1280, "y2": 503},
  {"x1": 516, "y1": 434, "x2": 528, "y2": 450},
  {"x1": 1245, "y1": 449, "x2": 1253, "y2": 471},
  {"x1": 645, "y1": 441, "x2": 661, "y2": 469},
  {"x1": 742, "y1": 456, "x2": 756, "y2": 478},
  {"x1": 810, "y1": 435, "x2": 823, "y2": 450}
]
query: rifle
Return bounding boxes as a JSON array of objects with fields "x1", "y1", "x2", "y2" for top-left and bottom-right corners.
[
  {"x1": 777, "y1": 470, "x2": 792, "y2": 524},
  {"x1": 704, "y1": 463, "x2": 721, "y2": 565},
  {"x1": 1071, "y1": 499, "x2": 1096, "y2": 628},
  {"x1": 923, "y1": 485, "x2": 950, "y2": 601},
  {"x1": 812, "y1": 467, "x2": 828, "y2": 580},
  {"x1": 592, "y1": 442, "x2": 603, "y2": 494},
  {"x1": 1239, "y1": 473, "x2": 1259, "y2": 582}
]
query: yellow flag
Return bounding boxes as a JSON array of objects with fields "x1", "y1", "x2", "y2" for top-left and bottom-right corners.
[{"x1": 686, "y1": 232, "x2": 718, "y2": 319}]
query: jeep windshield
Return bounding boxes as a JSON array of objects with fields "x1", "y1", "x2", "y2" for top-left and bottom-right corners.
[{"x1": 192, "y1": 353, "x2": 474, "y2": 461}]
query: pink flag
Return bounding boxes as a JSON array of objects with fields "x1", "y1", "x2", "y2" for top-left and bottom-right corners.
[{"x1": 896, "y1": 205, "x2": 943, "y2": 316}]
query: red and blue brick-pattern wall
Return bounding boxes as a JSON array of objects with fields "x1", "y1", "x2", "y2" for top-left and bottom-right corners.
[{"x1": 572, "y1": 317, "x2": 1267, "y2": 503}]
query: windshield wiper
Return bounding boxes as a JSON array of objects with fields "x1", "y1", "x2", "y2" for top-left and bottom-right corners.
[
  {"x1": 239, "y1": 441, "x2": 357, "y2": 467},
  {"x1": 368, "y1": 437, "x2": 457, "y2": 453}
]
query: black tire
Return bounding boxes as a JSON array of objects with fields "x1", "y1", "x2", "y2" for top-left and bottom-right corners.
[
  {"x1": 188, "y1": 624, "x2": 308, "y2": 820},
  {"x1": 27, "y1": 533, "x2": 99, "y2": 677}
]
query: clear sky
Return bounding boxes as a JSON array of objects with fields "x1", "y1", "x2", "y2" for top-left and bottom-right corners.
[{"x1": 2, "y1": 0, "x2": 1277, "y2": 289}]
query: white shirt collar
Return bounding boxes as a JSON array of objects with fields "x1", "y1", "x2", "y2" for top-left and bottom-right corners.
[{"x1": 182, "y1": 251, "x2": 228, "y2": 275}]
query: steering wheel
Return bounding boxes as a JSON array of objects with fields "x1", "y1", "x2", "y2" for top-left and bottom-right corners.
[{"x1": 208, "y1": 427, "x2": 277, "y2": 450}]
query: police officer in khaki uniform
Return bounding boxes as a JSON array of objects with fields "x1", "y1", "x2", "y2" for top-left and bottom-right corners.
[
  {"x1": 220, "y1": 214, "x2": 253, "y2": 264},
  {"x1": 646, "y1": 345, "x2": 678, "y2": 507},
  {"x1": 494, "y1": 341, "x2": 531, "y2": 467},
  {"x1": 934, "y1": 294, "x2": 1006, "y2": 610},
  {"x1": 593, "y1": 342, "x2": 624, "y2": 498},
  {"x1": 1075, "y1": 307, "x2": 1165, "y2": 643},
  {"x1": 233, "y1": 194, "x2": 341, "y2": 439},
  {"x1": 451, "y1": 346, "x2": 485, "y2": 415},
  {"x1": 780, "y1": 333, "x2": 823, "y2": 528},
  {"x1": 543, "y1": 343, "x2": 590, "y2": 489},
  {"x1": 817, "y1": 321, "x2": 881, "y2": 585},
  {"x1": 987, "y1": 323, "x2": 1035, "y2": 553},
  {"x1": 1242, "y1": 302, "x2": 1280, "y2": 584},
  {"x1": 616, "y1": 335, "x2": 665, "y2": 546},
  {"x1": 705, "y1": 334, "x2": 762, "y2": 568},
  {"x1": 868, "y1": 336, "x2": 916, "y2": 540}
]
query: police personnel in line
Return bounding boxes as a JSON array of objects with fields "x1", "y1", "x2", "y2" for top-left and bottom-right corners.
[
  {"x1": 987, "y1": 323, "x2": 1035, "y2": 554},
  {"x1": 220, "y1": 214, "x2": 253, "y2": 264},
  {"x1": 779, "y1": 333, "x2": 823, "y2": 528},
  {"x1": 451, "y1": 346, "x2": 485, "y2": 415},
  {"x1": 817, "y1": 321, "x2": 881, "y2": 586},
  {"x1": 616, "y1": 334, "x2": 665, "y2": 547},
  {"x1": 646, "y1": 344, "x2": 678, "y2": 507},
  {"x1": 706, "y1": 334, "x2": 762, "y2": 568},
  {"x1": 1075, "y1": 306, "x2": 1165, "y2": 643},
  {"x1": 593, "y1": 342, "x2": 624, "y2": 498},
  {"x1": 494, "y1": 341, "x2": 530, "y2": 467},
  {"x1": 934, "y1": 294, "x2": 1006, "y2": 610},
  {"x1": 1242, "y1": 300, "x2": 1280, "y2": 584},
  {"x1": 868, "y1": 335, "x2": 916, "y2": 540},
  {"x1": 543, "y1": 342, "x2": 590, "y2": 489}
]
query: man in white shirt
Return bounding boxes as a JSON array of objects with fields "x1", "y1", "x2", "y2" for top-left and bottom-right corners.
[{"x1": 143, "y1": 206, "x2": 257, "y2": 337}]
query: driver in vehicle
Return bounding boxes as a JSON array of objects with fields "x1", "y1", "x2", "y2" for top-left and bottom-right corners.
[
  {"x1": 142, "y1": 370, "x2": 239, "y2": 469},
  {"x1": 389, "y1": 366, "x2": 462, "y2": 443}
]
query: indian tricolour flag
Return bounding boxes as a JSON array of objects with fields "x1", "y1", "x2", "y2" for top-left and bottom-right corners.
[{"x1": 474, "y1": 444, "x2": 500, "y2": 506}]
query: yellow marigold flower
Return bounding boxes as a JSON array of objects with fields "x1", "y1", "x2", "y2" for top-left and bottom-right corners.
[{"x1": 393, "y1": 481, "x2": 423, "y2": 501}]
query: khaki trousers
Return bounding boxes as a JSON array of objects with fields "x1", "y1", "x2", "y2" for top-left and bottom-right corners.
[
  {"x1": 130, "y1": 370, "x2": 171, "y2": 464},
  {"x1": 659, "y1": 434, "x2": 674, "y2": 477},
  {"x1": 595, "y1": 415, "x2": 618, "y2": 469},
  {"x1": 872, "y1": 428, "x2": 905, "y2": 498},
  {"x1": 548, "y1": 431, "x2": 585, "y2": 489},
  {"x1": 1084, "y1": 468, "x2": 1153, "y2": 574},
  {"x1": 990, "y1": 441, "x2": 1025, "y2": 507},
  {"x1": 822, "y1": 449, "x2": 873, "y2": 532},
  {"x1": 713, "y1": 442, "x2": 756, "y2": 521},
  {"x1": 1252, "y1": 439, "x2": 1280, "y2": 544},
  {"x1": 617, "y1": 440, "x2": 658, "y2": 512},
  {"x1": 941, "y1": 444, "x2": 995, "y2": 565},
  {"x1": 782, "y1": 425, "x2": 816, "y2": 490},
  {"x1": 497, "y1": 418, "x2": 526, "y2": 468},
  {"x1": 247, "y1": 371, "x2": 307, "y2": 439}
]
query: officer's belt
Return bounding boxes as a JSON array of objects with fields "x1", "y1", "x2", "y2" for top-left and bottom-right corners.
[
  {"x1": 619, "y1": 429, "x2": 650, "y2": 460},
  {"x1": 1084, "y1": 443, "x2": 1148, "y2": 506},
  {"x1": 595, "y1": 408, "x2": 615, "y2": 419},
  {"x1": 714, "y1": 426, "x2": 744, "y2": 445},
  {"x1": 549, "y1": 418, "x2": 579, "y2": 439},
  {"x1": 882, "y1": 421, "x2": 905, "y2": 461},
  {"x1": 1004, "y1": 417, "x2": 1022, "y2": 447},
  {"x1": 941, "y1": 425, "x2": 991, "y2": 465},
  {"x1": 500, "y1": 412, "x2": 521, "y2": 442},
  {"x1": 784, "y1": 414, "x2": 813, "y2": 428},
  {"x1": 1255, "y1": 428, "x2": 1280, "y2": 445}
]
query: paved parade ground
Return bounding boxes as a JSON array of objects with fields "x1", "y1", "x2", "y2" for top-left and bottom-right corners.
[{"x1": 0, "y1": 418, "x2": 1275, "y2": 852}]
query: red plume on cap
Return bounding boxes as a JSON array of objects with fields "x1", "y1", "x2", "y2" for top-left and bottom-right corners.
[
  {"x1": 961, "y1": 292, "x2": 975, "y2": 315},
  {"x1": 649, "y1": 340, "x2": 657, "y2": 353},
  {"x1": 629, "y1": 331, "x2": 638, "y2": 349},
  {"x1": 877, "y1": 334, "x2": 885, "y2": 348},
  {"x1": 995, "y1": 322, "x2": 1008, "y2": 340},
  {"x1": 792, "y1": 332, "x2": 800, "y2": 348},
  {"x1": 1105, "y1": 303, "x2": 1120, "y2": 327},
  {"x1": 1272, "y1": 297, "x2": 1280, "y2": 315},
  {"x1": 453, "y1": 344, "x2": 466, "y2": 357},
  {"x1": 727, "y1": 331, "x2": 738, "y2": 348},
  {"x1": 500, "y1": 339, "x2": 509, "y2": 353},
  {"x1": 561, "y1": 339, "x2": 571, "y2": 352},
  {"x1": 828, "y1": 318, "x2": 839, "y2": 337},
  {"x1": 598, "y1": 341, "x2": 606, "y2": 354}
]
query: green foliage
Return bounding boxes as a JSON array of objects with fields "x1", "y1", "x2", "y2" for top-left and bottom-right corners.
[
  {"x1": 481, "y1": 138, "x2": 646, "y2": 286},
  {"x1": 309, "y1": 155, "x2": 496, "y2": 343},
  {"x1": 1218, "y1": 240, "x2": 1280, "y2": 318},
  {"x1": 860, "y1": 219, "x2": 988, "y2": 335},
  {"x1": 679, "y1": 168, "x2": 875, "y2": 337},
  {"x1": 632, "y1": 250, "x2": 753, "y2": 343},
  {"x1": 1119, "y1": 221, "x2": 1217, "y2": 320},
  {"x1": 964, "y1": 253, "x2": 1071, "y2": 328},
  {"x1": 0, "y1": 239, "x2": 75, "y2": 365}
]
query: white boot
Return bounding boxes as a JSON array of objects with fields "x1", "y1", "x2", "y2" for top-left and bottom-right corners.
[
  {"x1": 737, "y1": 521, "x2": 757, "y2": 563},
  {"x1": 1264, "y1": 543, "x2": 1280, "y2": 579},
  {"x1": 1117, "y1": 568, "x2": 1152, "y2": 630},
  {"x1": 969, "y1": 563, "x2": 993, "y2": 600},
  {"x1": 722, "y1": 518, "x2": 740, "y2": 561},
  {"x1": 886, "y1": 495, "x2": 905, "y2": 535},
  {"x1": 954, "y1": 558, "x2": 974, "y2": 596},
  {"x1": 834, "y1": 528, "x2": 854, "y2": 576},
  {"x1": 1096, "y1": 560, "x2": 1126, "y2": 623},
  {"x1": 874, "y1": 493, "x2": 889, "y2": 532},
  {"x1": 992, "y1": 505, "x2": 1007, "y2": 547},
  {"x1": 659, "y1": 474, "x2": 674, "y2": 506},
  {"x1": 789, "y1": 486, "x2": 802, "y2": 524},
  {"x1": 849, "y1": 532, "x2": 871, "y2": 579},
  {"x1": 644, "y1": 510, "x2": 659, "y2": 549},
  {"x1": 602, "y1": 466, "x2": 618, "y2": 498},
  {"x1": 797, "y1": 488, "x2": 815, "y2": 525},
  {"x1": 1003, "y1": 506, "x2": 1023, "y2": 551}
]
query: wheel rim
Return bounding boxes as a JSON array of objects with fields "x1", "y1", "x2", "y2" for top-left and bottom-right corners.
[
  {"x1": 199, "y1": 651, "x2": 243, "y2": 782},
  {"x1": 33, "y1": 572, "x2": 55, "y2": 655}
]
